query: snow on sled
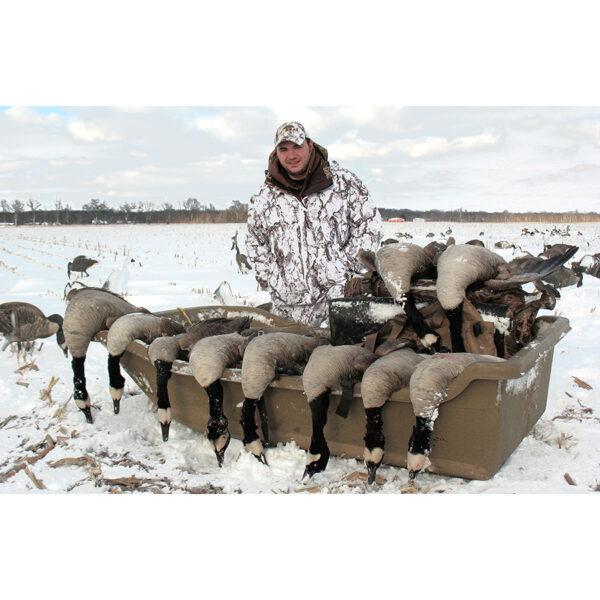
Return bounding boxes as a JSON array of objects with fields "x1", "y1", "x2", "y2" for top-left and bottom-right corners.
[{"x1": 94, "y1": 304, "x2": 570, "y2": 480}]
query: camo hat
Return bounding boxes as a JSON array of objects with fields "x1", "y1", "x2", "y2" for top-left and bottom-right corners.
[{"x1": 274, "y1": 122, "x2": 308, "y2": 147}]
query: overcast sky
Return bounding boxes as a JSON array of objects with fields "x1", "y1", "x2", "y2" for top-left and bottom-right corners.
[
  {"x1": 1, "y1": 106, "x2": 598, "y2": 213},
  {"x1": 3, "y1": 2, "x2": 599, "y2": 214}
]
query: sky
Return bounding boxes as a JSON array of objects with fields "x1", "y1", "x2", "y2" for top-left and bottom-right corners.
[{"x1": 1, "y1": 105, "x2": 599, "y2": 213}]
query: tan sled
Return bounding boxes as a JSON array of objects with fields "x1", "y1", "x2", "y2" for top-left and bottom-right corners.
[{"x1": 95, "y1": 305, "x2": 570, "y2": 480}]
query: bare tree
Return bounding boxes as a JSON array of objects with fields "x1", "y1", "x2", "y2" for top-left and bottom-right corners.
[
  {"x1": 11, "y1": 200, "x2": 24, "y2": 226},
  {"x1": 27, "y1": 198, "x2": 42, "y2": 225}
]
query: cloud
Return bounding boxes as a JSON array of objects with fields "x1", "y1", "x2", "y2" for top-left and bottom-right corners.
[
  {"x1": 4, "y1": 107, "x2": 61, "y2": 125},
  {"x1": 329, "y1": 131, "x2": 501, "y2": 161},
  {"x1": 404, "y1": 133, "x2": 501, "y2": 157},
  {"x1": 96, "y1": 166, "x2": 189, "y2": 188},
  {"x1": 0, "y1": 160, "x2": 32, "y2": 173},
  {"x1": 563, "y1": 119, "x2": 600, "y2": 145},
  {"x1": 49, "y1": 160, "x2": 66, "y2": 167},
  {"x1": 67, "y1": 120, "x2": 122, "y2": 143},
  {"x1": 192, "y1": 116, "x2": 238, "y2": 139}
]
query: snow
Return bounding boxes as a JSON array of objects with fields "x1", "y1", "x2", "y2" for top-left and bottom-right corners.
[{"x1": 1, "y1": 220, "x2": 599, "y2": 596}]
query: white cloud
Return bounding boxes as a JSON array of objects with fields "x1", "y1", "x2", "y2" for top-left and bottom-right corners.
[
  {"x1": 131, "y1": 151, "x2": 149, "y2": 158},
  {"x1": 564, "y1": 119, "x2": 600, "y2": 144},
  {"x1": 4, "y1": 107, "x2": 61, "y2": 125},
  {"x1": 96, "y1": 166, "x2": 188, "y2": 188},
  {"x1": 404, "y1": 133, "x2": 501, "y2": 158},
  {"x1": 192, "y1": 116, "x2": 238, "y2": 139},
  {"x1": 0, "y1": 160, "x2": 32, "y2": 173},
  {"x1": 49, "y1": 160, "x2": 66, "y2": 167},
  {"x1": 68, "y1": 120, "x2": 122, "y2": 143},
  {"x1": 371, "y1": 167, "x2": 384, "y2": 175}
]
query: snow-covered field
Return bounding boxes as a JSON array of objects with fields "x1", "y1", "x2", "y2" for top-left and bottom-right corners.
[
  {"x1": 2, "y1": 221, "x2": 598, "y2": 597},
  {"x1": 1, "y1": 221, "x2": 599, "y2": 495}
]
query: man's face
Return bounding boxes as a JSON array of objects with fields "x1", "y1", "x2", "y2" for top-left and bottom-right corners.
[{"x1": 276, "y1": 139, "x2": 313, "y2": 179}]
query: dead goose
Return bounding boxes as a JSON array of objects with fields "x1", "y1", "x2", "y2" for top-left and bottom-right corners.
[
  {"x1": 188, "y1": 331, "x2": 258, "y2": 466},
  {"x1": 375, "y1": 243, "x2": 440, "y2": 351},
  {"x1": 241, "y1": 332, "x2": 327, "y2": 464},
  {"x1": 360, "y1": 344, "x2": 425, "y2": 483},
  {"x1": 302, "y1": 344, "x2": 377, "y2": 477},
  {"x1": 0, "y1": 302, "x2": 67, "y2": 356},
  {"x1": 436, "y1": 244, "x2": 577, "y2": 352},
  {"x1": 407, "y1": 353, "x2": 504, "y2": 479},
  {"x1": 106, "y1": 313, "x2": 185, "y2": 414},
  {"x1": 63, "y1": 288, "x2": 148, "y2": 423}
]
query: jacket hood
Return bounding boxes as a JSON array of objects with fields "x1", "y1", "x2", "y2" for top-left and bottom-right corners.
[{"x1": 265, "y1": 142, "x2": 333, "y2": 200}]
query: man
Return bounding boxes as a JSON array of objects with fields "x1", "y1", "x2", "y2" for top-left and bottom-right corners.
[{"x1": 246, "y1": 121, "x2": 382, "y2": 326}]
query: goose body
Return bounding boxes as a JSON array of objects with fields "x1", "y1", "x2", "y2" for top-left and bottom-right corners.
[
  {"x1": 189, "y1": 332, "x2": 253, "y2": 465},
  {"x1": 63, "y1": 288, "x2": 144, "y2": 423},
  {"x1": 375, "y1": 243, "x2": 439, "y2": 349},
  {"x1": 0, "y1": 302, "x2": 66, "y2": 355},
  {"x1": 67, "y1": 255, "x2": 98, "y2": 279},
  {"x1": 302, "y1": 344, "x2": 377, "y2": 477},
  {"x1": 240, "y1": 332, "x2": 326, "y2": 463},
  {"x1": 106, "y1": 313, "x2": 185, "y2": 413},
  {"x1": 407, "y1": 352, "x2": 504, "y2": 478},
  {"x1": 148, "y1": 333, "x2": 187, "y2": 441},
  {"x1": 360, "y1": 347, "x2": 425, "y2": 483}
]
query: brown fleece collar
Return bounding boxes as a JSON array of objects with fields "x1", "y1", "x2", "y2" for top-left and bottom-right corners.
[{"x1": 264, "y1": 142, "x2": 333, "y2": 200}]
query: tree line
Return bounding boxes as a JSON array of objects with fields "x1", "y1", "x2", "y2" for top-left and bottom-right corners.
[
  {"x1": 0, "y1": 198, "x2": 249, "y2": 226},
  {"x1": 1, "y1": 198, "x2": 599, "y2": 225}
]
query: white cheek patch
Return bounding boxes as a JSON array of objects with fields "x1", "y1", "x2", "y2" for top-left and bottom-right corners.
[
  {"x1": 421, "y1": 333, "x2": 439, "y2": 348},
  {"x1": 157, "y1": 408, "x2": 172, "y2": 424},
  {"x1": 213, "y1": 434, "x2": 230, "y2": 452},
  {"x1": 407, "y1": 452, "x2": 431, "y2": 473},
  {"x1": 364, "y1": 447, "x2": 384, "y2": 465},
  {"x1": 305, "y1": 452, "x2": 321, "y2": 465},
  {"x1": 245, "y1": 439, "x2": 264, "y2": 458},
  {"x1": 109, "y1": 386, "x2": 124, "y2": 401},
  {"x1": 75, "y1": 398, "x2": 90, "y2": 410}
]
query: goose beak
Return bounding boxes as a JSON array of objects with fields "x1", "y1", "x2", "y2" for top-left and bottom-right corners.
[
  {"x1": 81, "y1": 406, "x2": 93, "y2": 424},
  {"x1": 211, "y1": 432, "x2": 231, "y2": 467},
  {"x1": 62, "y1": 347, "x2": 69, "y2": 358},
  {"x1": 243, "y1": 439, "x2": 268, "y2": 465},
  {"x1": 366, "y1": 461, "x2": 380, "y2": 485},
  {"x1": 302, "y1": 445, "x2": 330, "y2": 479},
  {"x1": 408, "y1": 469, "x2": 419, "y2": 481},
  {"x1": 160, "y1": 421, "x2": 170, "y2": 442},
  {"x1": 113, "y1": 399, "x2": 120, "y2": 414}
]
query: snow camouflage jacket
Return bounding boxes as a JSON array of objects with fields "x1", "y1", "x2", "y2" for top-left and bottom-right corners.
[{"x1": 246, "y1": 155, "x2": 382, "y2": 327}]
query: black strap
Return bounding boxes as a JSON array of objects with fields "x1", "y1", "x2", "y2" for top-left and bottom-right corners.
[{"x1": 335, "y1": 382, "x2": 354, "y2": 419}]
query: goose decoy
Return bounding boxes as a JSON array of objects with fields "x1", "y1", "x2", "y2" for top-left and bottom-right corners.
[
  {"x1": 0, "y1": 302, "x2": 67, "y2": 356},
  {"x1": 67, "y1": 255, "x2": 98, "y2": 279}
]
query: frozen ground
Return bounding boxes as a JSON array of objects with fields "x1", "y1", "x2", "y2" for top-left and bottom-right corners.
[
  {"x1": 2, "y1": 221, "x2": 597, "y2": 598},
  {"x1": 1, "y1": 221, "x2": 599, "y2": 496}
]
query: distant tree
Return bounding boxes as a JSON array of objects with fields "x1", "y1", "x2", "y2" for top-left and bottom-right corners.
[
  {"x1": 82, "y1": 198, "x2": 110, "y2": 211},
  {"x1": 54, "y1": 200, "x2": 63, "y2": 224},
  {"x1": 120, "y1": 202, "x2": 137, "y2": 223},
  {"x1": 11, "y1": 200, "x2": 24, "y2": 226},
  {"x1": 27, "y1": 198, "x2": 42, "y2": 225},
  {"x1": 1, "y1": 199, "x2": 10, "y2": 216},
  {"x1": 183, "y1": 197, "x2": 201, "y2": 211}
]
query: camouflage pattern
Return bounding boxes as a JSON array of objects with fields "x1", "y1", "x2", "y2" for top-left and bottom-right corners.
[{"x1": 246, "y1": 161, "x2": 382, "y2": 326}]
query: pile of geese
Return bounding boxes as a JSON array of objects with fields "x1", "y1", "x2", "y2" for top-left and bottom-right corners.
[{"x1": 0, "y1": 237, "x2": 589, "y2": 485}]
